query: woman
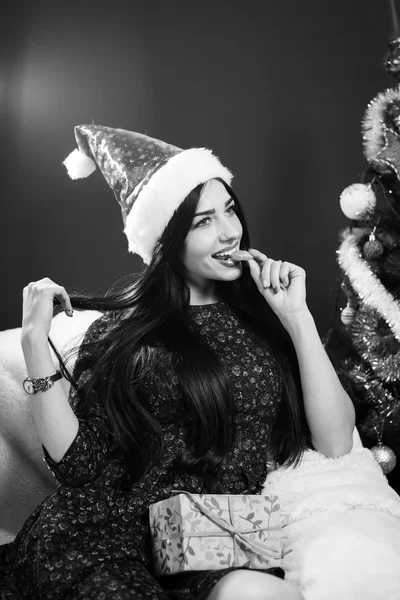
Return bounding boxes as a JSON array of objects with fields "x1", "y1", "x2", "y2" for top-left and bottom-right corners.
[{"x1": 0, "y1": 125, "x2": 355, "y2": 599}]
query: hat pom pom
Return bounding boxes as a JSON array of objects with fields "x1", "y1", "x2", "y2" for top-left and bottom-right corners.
[{"x1": 63, "y1": 148, "x2": 96, "y2": 179}]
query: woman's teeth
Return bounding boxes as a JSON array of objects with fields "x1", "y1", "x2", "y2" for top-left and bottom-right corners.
[{"x1": 212, "y1": 253, "x2": 239, "y2": 265}]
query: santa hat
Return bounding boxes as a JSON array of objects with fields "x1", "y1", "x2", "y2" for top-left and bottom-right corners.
[{"x1": 63, "y1": 125, "x2": 233, "y2": 264}]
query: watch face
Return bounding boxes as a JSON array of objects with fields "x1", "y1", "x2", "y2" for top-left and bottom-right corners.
[{"x1": 23, "y1": 379, "x2": 35, "y2": 394}]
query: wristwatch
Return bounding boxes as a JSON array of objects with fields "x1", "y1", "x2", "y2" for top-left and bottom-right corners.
[{"x1": 23, "y1": 371, "x2": 63, "y2": 395}]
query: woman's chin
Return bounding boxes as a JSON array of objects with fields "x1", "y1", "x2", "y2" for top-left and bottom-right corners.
[{"x1": 209, "y1": 260, "x2": 243, "y2": 280}]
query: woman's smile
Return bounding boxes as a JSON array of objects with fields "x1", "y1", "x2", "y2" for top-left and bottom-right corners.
[{"x1": 210, "y1": 254, "x2": 242, "y2": 268}]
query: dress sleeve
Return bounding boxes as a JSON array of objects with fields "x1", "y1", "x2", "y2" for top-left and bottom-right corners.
[{"x1": 42, "y1": 314, "x2": 117, "y2": 487}]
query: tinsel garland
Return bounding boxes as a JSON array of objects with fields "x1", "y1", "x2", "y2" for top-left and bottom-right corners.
[
  {"x1": 337, "y1": 229, "x2": 400, "y2": 341},
  {"x1": 346, "y1": 361, "x2": 395, "y2": 411},
  {"x1": 362, "y1": 84, "x2": 400, "y2": 162},
  {"x1": 346, "y1": 361, "x2": 377, "y2": 394},
  {"x1": 350, "y1": 306, "x2": 400, "y2": 382},
  {"x1": 346, "y1": 361, "x2": 400, "y2": 432}
]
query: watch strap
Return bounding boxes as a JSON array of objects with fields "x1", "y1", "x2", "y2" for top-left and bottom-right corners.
[{"x1": 23, "y1": 371, "x2": 63, "y2": 395}]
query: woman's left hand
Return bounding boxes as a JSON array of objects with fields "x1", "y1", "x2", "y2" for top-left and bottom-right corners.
[{"x1": 247, "y1": 248, "x2": 309, "y2": 323}]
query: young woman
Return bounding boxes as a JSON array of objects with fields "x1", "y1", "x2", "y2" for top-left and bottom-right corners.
[{"x1": 0, "y1": 125, "x2": 355, "y2": 600}]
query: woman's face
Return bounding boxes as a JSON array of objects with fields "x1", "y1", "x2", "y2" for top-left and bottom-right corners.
[{"x1": 181, "y1": 179, "x2": 244, "y2": 294}]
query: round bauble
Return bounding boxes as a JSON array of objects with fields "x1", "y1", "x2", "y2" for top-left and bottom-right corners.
[
  {"x1": 363, "y1": 239, "x2": 384, "y2": 260},
  {"x1": 339, "y1": 184, "x2": 377, "y2": 220},
  {"x1": 383, "y1": 38, "x2": 400, "y2": 82},
  {"x1": 340, "y1": 304, "x2": 355, "y2": 326},
  {"x1": 370, "y1": 442, "x2": 397, "y2": 475}
]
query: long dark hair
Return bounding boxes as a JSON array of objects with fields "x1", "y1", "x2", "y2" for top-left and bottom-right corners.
[{"x1": 53, "y1": 178, "x2": 312, "y2": 486}]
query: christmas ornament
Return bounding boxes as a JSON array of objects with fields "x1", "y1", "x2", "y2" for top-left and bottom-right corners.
[
  {"x1": 370, "y1": 418, "x2": 397, "y2": 475},
  {"x1": 339, "y1": 183, "x2": 376, "y2": 220},
  {"x1": 370, "y1": 442, "x2": 397, "y2": 474},
  {"x1": 340, "y1": 303, "x2": 355, "y2": 325},
  {"x1": 383, "y1": 0, "x2": 400, "y2": 81},
  {"x1": 363, "y1": 228, "x2": 384, "y2": 259}
]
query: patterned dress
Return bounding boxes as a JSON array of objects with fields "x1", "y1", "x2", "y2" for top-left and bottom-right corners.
[{"x1": 0, "y1": 302, "x2": 285, "y2": 599}]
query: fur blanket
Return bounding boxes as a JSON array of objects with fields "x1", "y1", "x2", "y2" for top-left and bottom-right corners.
[
  {"x1": 0, "y1": 310, "x2": 101, "y2": 544},
  {"x1": 263, "y1": 434, "x2": 400, "y2": 599},
  {"x1": 1, "y1": 311, "x2": 400, "y2": 599}
]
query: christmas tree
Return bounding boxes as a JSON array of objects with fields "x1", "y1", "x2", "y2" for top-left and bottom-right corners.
[{"x1": 324, "y1": 0, "x2": 400, "y2": 495}]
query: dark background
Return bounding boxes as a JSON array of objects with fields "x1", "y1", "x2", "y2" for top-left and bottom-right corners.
[{"x1": 0, "y1": 0, "x2": 394, "y2": 332}]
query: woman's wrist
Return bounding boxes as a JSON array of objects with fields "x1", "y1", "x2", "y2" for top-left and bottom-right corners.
[
  {"x1": 21, "y1": 326, "x2": 49, "y2": 347},
  {"x1": 21, "y1": 327, "x2": 54, "y2": 377},
  {"x1": 279, "y1": 307, "x2": 315, "y2": 338}
]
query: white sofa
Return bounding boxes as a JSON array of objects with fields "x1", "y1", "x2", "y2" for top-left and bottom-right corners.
[{"x1": 1, "y1": 311, "x2": 400, "y2": 599}]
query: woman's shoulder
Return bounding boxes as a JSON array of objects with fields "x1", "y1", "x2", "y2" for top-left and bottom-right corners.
[
  {"x1": 74, "y1": 310, "x2": 120, "y2": 366},
  {"x1": 81, "y1": 310, "x2": 113, "y2": 340}
]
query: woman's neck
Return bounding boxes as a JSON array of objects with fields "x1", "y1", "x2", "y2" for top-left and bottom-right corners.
[
  {"x1": 188, "y1": 285, "x2": 221, "y2": 306},
  {"x1": 189, "y1": 294, "x2": 222, "y2": 306}
]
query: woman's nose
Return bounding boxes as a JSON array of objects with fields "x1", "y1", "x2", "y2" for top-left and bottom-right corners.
[{"x1": 219, "y1": 218, "x2": 241, "y2": 240}]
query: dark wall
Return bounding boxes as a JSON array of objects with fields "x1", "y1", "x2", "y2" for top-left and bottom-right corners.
[{"x1": 0, "y1": 0, "x2": 392, "y2": 333}]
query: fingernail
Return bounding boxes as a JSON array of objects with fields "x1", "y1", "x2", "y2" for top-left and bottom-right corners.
[
  {"x1": 263, "y1": 280, "x2": 269, "y2": 288},
  {"x1": 273, "y1": 286, "x2": 279, "y2": 294},
  {"x1": 68, "y1": 309, "x2": 74, "y2": 317}
]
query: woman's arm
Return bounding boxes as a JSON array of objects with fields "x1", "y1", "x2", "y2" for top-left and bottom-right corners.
[
  {"x1": 246, "y1": 249, "x2": 355, "y2": 458},
  {"x1": 21, "y1": 280, "x2": 79, "y2": 463},
  {"x1": 282, "y1": 309, "x2": 355, "y2": 457},
  {"x1": 22, "y1": 331, "x2": 80, "y2": 463},
  {"x1": 21, "y1": 279, "x2": 114, "y2": 486}
]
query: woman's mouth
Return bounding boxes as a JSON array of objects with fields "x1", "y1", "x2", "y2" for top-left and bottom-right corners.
[{"x1": 211, "y1": 253, "x2": 239, "y2": 267}]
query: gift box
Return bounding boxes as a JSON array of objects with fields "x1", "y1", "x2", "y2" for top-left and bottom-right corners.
[{"x1": 149, "y1": 492, "x2": 286, "y2": 575}]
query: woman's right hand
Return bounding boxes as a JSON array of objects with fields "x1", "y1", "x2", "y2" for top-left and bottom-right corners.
[{"x1": 22, "y1": 277, "x2": 73, "y2": 338}]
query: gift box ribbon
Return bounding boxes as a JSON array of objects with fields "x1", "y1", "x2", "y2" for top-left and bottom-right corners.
[{"x1": 161, "y1": 492, "x2": 285, "y2": 566}]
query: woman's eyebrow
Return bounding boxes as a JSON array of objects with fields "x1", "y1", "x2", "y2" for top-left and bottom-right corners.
[{"x1": 194, "y1": 198, "x2": 234, "y2": 217}]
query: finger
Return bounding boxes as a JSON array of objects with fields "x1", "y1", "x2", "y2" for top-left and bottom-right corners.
[
  {"x1": 32, "y1": 283, "x2": 74, "y2": 317},
  {"x1": 270, "y1": 261, "x2": 283, "y2": 293},
  {"x1": 52, "y1": 285, "x2": 74, "y2": 317},
  {"x1": 260, "y1": 258, "x2": 274, "y2": 288},
  {"x1": 280, "y1": 262, "x2": 291, "y2": 287},
  {"x1": 248, "y1": 249, "x2": 277, "y2": 288},
  {"x1": 36, "y1": 277, "x2": 56, "y2": 284},
  {"x1": 22, "y1": 286, "x2": 30, "y2": 318},
  {"x1": 248, "y1": 248, "x2": 268, "y2": 264},
  {"x1": 248, "y1": 258, "x2": 261, "y2": 281},
  {"x1": 26, "y1": 278, "x2": 57, "y2": 292}
]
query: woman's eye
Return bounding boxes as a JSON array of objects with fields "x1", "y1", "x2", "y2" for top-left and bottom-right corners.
[
  {"x1": 196, "y1": 217, "x2": 211, "y2": 228},
  {"x1": 194, "y1": 205, "x2": 237, "y2": 228}
]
